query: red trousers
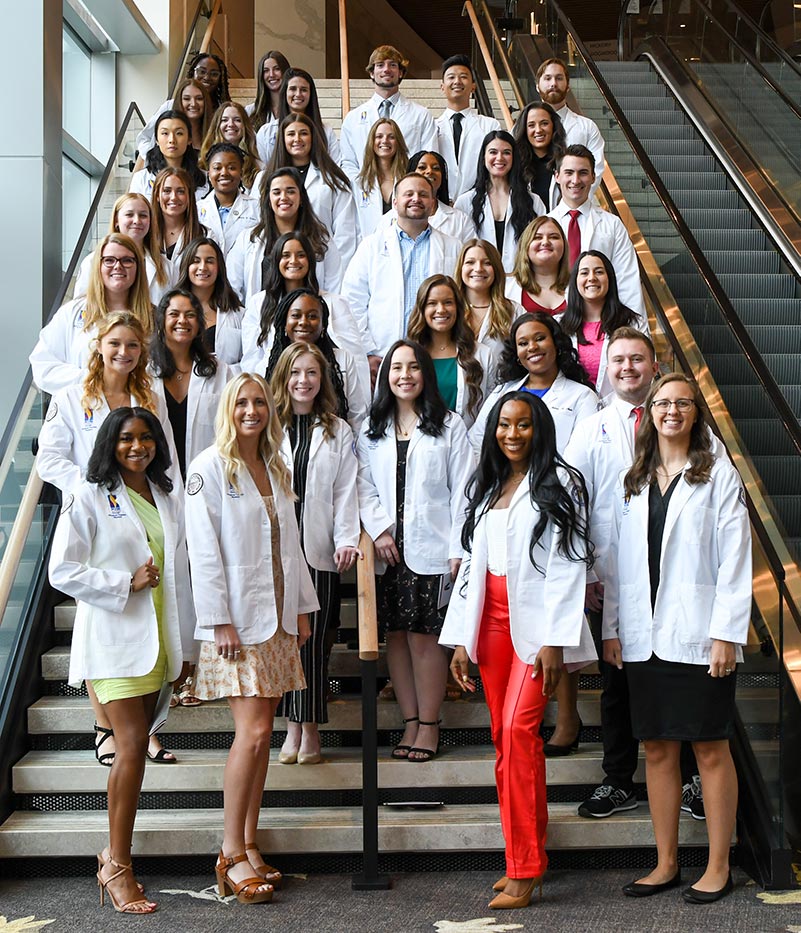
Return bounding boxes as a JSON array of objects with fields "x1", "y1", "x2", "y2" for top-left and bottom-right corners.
[{"x1": 477, "y1": 572, "x2": 549, "y2": 878}]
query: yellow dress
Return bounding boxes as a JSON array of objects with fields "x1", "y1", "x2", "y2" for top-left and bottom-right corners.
[{"x1": 91, "y1": 488, "x2": 168, "y2": 703}]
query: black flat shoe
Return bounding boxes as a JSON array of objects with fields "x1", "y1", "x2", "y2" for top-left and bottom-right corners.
[
  {"x1": 622, "y1": 870, "x2": 682, "y2": 897},
  {"x1": 682, "y1": 873, "x2": 733, "y2": 904}
]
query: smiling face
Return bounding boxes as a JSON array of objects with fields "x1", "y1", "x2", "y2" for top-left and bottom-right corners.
[
  {"x1": 188, "y1": 244, "x2": 219, "y2": 290},
  {"x1": 373, "y1": 122, "x2": 398, "y2": 159},
  {"x1": 527, "y1": 219, "x2": 564, "y2": 268},
  {"x1": 233, "y1": 380, "x2": 270, "y2": 442},
  {"x1": 607, "y1": 337, "x2": 659, "y2": 405},
  {"x1": 287, "y1": 350, "x2": 322, "y2": 413},
  {"x1": 263, "y1": 57, "x2": 284, "y2": 92},
  {"x1": 286, "y1": 77, "x2": 311, "y2": 113},
  {"x1": 388, "y1": 345, "x2": 423, "y2": 403},
  {"x1": 441, "y1": 64, "x2": 475, "y2": 108},
  {"x1": 269, "y1": 176, "x2": 301, "y2": 221},
  {"x1": 115, "y1": 199, "x2": 150, "y2": 242},
  {"x1": 115, "y1": 416, "x2": 156, "y2": 484},
  {"x1": 423, "y1": 284, "x2": 458, "y2": 335},
  {"x1": 576, "y1": 254, "x2": 609, "y2": 304},
  {"x1": 157, "y1": 119, "x2": 190, "y2": 163},
  {"x1": 484, "y1": 138, "x2": 514, "y2": 179},
  {"x1": 460, "y1": 245, "x2": 495, "y2": 293},
  {"x1": 554, "y1": 155, "x2": 595, "y2": 208},
  {"x1": 285, "y1": 294, "x2": 323, "y2": 343},
  {"x1": 278, "y1": 239, "x2": 309, "y2": 284},
  {"x1": 415, "y1": 153, "x2": 443, "y2": 197},
  {"x1": 98, "y1": 325, "x2": 141, "y2": 377},
  {"x1": 393, "y1": 175, "x2": 434, "y2": 221},
  {"x1": 180, "y1": 85, "x2": 205, "y2": 122},
  {"x1": 158, "y1": 176, "x2": 189, "y2": 217},
  {"x1": 192, "y1": 56, "x2": 221, "y2": 94},
  {"x1": 372, "y1": 58, "x2": 402, "y2": 92},
  {"x1": 100, "y1": 242, "x2": 138, "y2": 294},
  {"x1": 163, "y1": 294, "x2": 200, "y2": 349},
  {"x1": 537, "y1": 62, "x2": 568, "y2": 107},
  {"x1": 526, "y1": 108, "x2": 554, "y2": 156},
  {"x1": 516, "y1": 320, "x2": 558, "y2": 384},
  {"x1": 219, "y1": 105, "x2": 244, "y2": 144},
  {"x1": 208, "y1": 151, "x2": 242, "y2": 198},
  {"x1": 284, "y1": 121, "x2": 312, "y2": 164},
  {"x1": 495, "y1": 399, "x2": 534, "y2": 468},
  {"x1": 651, "y1": 380, "x2": 698, "y2": 441}
]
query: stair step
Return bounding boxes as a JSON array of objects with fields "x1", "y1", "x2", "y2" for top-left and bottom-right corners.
[
  {"x1": 0, "y1": 802, "x2": 711, "y2": 858},
  {"x1": 11, "y1": 745, "x2": 645, "y2": 794}
]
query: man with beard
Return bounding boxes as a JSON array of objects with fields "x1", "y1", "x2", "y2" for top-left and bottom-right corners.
[{"x1": 340, "y1": 45, "x2": 438, "y2": 178}]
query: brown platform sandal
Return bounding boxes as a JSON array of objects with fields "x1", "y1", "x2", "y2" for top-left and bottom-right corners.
[
  {"x1": 245, "y1": 842, "x2": 283, "y2": 888},
  {"x1": 215, "y1": 850, "x2": 274, "y2": 904}
]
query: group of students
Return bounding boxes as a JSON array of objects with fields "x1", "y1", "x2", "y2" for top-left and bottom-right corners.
[{"x1": 31, "y1": 43, "x2": 751, "y2": 915}]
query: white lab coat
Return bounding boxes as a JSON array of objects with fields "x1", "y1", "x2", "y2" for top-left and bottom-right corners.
[
  {"x1": 226, "y1": 228, "x2": 343, "y2": 304},
  {"x1": 49, "y1": 478, "x2": 195, "y2": 686},
  {"x1": 37, "y1": 385, "x2": 173, "y2": 495},
  {"x1": 356, "y1": 412, "x2": 474, "y2": 576},
  {"x1": 255, "y1": 120, "x2": 341, "y2": 166},
  {"x1": 444, "y1": 343, "x2": 494, "y2": 430},
  {"x1": 351, "y1": 179, "x2": 390, "y2": 239},
  {"x1": 554, "y1": 104, "x2": 606, "y2": 195},
  {"x1": 74, "y1": 250, "x2": 174, "y2": 308},
  {"x1": 438, "y1": 477, "x2": 596, "y2": 669},
  {"x1": 196, "y1": 190, "x2": 259, "y2": 256},
  {"x1": 454, "y1": 190, "x2": 546, "y2": 273},
  {"x1": 30, "y1": 298, "x2": 95, "y2": 395},
  {"x1": 211, "y1": 307, "x2": 245, "y2": 366},
  {"x1": 184, "y1": 446, "x2": 319, "y2": 642},
  {"x1": 150, "y1": 361, "x2": 234, "y2": 469},
  {"x1": 435, "y1": 108, "x2": 501, "y2": 202},
  {"x1": 471, "y1": 300, "x2": 524, "y2": 388},
  {"x1": 380, "y1": 201, "x2": 477, "y2": 243},
  {"x1": 279, "y1": 417, "x2": 360, "y2": 572},
  {"x1": 470, "y1": 371, "x2": 599, "y2": 455},
  {"x1": 602, "y1": 456, "x2": 752, "y2": 665},
  {"x1": 340, "y1": 93, "x2": 438, "y2": 177},
  {"x1": 341, "y1": 225, "x2": 462, "y2": 357},
  {"x1": 548, "y1": 203, "x2": 645, "y2": 319}
]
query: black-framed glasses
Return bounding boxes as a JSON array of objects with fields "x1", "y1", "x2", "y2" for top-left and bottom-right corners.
[
  {"x1": 194, "y1": 67, "x2": 221, "y2": 80},
  {"x1": 101, "y1": 256, "x2": 136, "y2": 269}
]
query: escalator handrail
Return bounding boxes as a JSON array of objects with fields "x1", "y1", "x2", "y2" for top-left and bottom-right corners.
[{"x1": 0, "y1": 101, "x2": 145, "y2": 468}]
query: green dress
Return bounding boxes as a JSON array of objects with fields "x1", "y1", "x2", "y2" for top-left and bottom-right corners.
[{"x1": 91, "y1": 488, "x2": 168, "y2": 703}]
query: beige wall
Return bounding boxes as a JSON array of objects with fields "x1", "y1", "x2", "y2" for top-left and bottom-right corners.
[{"x1": 254, "y1": 0, "x2": 326, "y2": 75}]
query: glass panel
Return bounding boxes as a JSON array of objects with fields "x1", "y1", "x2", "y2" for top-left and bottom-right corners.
[
  {"x1": 62, "y1": 156, "x2": 92, "y2": 272},
  {"x1": 62, "y1": 26, "x2": 91, "y2": 150}
]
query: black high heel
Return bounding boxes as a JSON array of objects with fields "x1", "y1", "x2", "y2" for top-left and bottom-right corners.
[
  {"x1": 408, "y1": 719, "x2": 441, "y2": 762},
  {"x1": 542, "y1": 719, "x2": 582, "y2": 757},
  {"x1": 94, "y1": 723, "x2": 115, "y2": 767},
  {"x1": 391, "y1": 717, "x2": 419, "y2": 760}
]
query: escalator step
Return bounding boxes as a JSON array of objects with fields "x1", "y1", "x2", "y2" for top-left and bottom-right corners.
[
  {"x1": 736, "y1": 420, "x2": 799, "y2": 456},
  {"x1": 682, "y1": 209, "x2": 755, "y2": 228},
  {"x1": 615, "y1": 109, "x2": 684, "y2": 124},
  {"x1": 658, "y1": 171, "x2": 729, "y2": 190},
  {"x1": 769, "y1": 496, "x2": 801, "y2": 535},
  {"x1": 694, "y1": 229, "x2": 768, "y2": 252},
  {"x1": 672, "y1": 190, "x2": 741, "y2": 209},
  {"x1": 703, "y1": 354, "x2": 801, "y2": 385},
  {"x1": 667, "y1": 273, "x2": 797, "y2": 299},
  {"x1": 651, "y1": 155, "x2": 717, "y2": 173},
  {"x1": 719, "y1": 385, "x2": 801, "y2": 419},
  {"x1": 633, "y1": 124, "x2": 698, "y2": 139},
  {"x1": 662, "y1": 251, "x2": 782, "y2": 274},
  {"x1": 611, "y1": 96, "x2": 675, "y2": 110},
  {"x1": 697, "y1": 326, "x2": 801, "y2": 355},
  {"x1": 679, "y1": 298, "x2": 800, "y2": 326},
  {"x1": 749, "y1": 456, "x2": 801, "y2": 493},
  {"x1": 614, "y1": 138, "x2": 706, "y2": 156}
]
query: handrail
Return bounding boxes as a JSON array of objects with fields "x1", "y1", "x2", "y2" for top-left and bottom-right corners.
[
  {"x1": 0, "y1": 472, "x2": 43, "y2": 626},
  {"x1": 199, "y1": 0, "x2": 223, "y2": 59},
  {"x1": 473, "y1": 0, "x2": 526, "y2": 109},
  {"x1": 338, "y1": 0, "x2": 350, "y2": 118},
  {"x1": 170, "y1": 0, "x2": 208, "y2": 97},
  {"x1": 356, "y1": 530, "x2": 377, "y2": 661},
  {"x1": 463, "y1": 1, "x2": 514, "y2": 129}
]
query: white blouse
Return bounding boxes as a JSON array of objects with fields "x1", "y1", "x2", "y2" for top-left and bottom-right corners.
[{"x1": 485, "y1": 508, "x2": 508, "y2": 576}]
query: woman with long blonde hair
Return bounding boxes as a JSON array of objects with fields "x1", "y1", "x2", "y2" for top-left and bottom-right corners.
[
  {"x1": 185, "y1": 373, "x2": 318, "y2": 903},
  {"x1": 353, "y1": 118, "x2": 409, "y2": 237},
  {"x1": 507, "y1": 215, "x2": 570, "y2": 315},
  {"x1": 31, "y1": 234, "x2": 153, "y2": 394},
  {"x1": 200, "y1": 100, "x2": 263, "y2": 190}
]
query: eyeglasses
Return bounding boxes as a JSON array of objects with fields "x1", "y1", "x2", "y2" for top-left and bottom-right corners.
[
  {"x1": 194, "y1": 67, "x2": 221, "y2": 80},
  {"x1": 651, "y1": 398, "x2": 696, "y2": 412},
  {"x1": 101, "y1": 256, "x2": 136, "y2": 269}
]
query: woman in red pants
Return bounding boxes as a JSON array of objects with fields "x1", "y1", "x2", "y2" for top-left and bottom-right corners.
[{"x1": 442, "y1": 390, "x2": 595, "y2": 908}]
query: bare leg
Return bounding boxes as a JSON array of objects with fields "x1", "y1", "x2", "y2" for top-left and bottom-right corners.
[
  {"x1": 547, "y1": 670, "x2": 580, "y2": 747},
  {"x1": 691, "y1": 739, "x2": 736, "y2": 891},
  {"x1": 221, "y1": 696, "x2": 276, "y2": 892},
  {"x1": 407, "y1": 633, "x2": 447, "y2": 760},
  {"x1": 386, "y1": 630, "x2": 419, "y2": 750},
  {"x1": 633, "y1": 739, "x2": 681, "y2": 885},
  {"x1": 89, "y1": 682, "x2": 116, "y2": 758}
]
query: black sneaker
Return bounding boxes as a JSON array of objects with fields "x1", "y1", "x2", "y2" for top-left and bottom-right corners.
[
  {"x1": 578, "y1": 784, "x2": 638, "y2": 818},
  {"x1": 681, "y1": 775, "x2": 705, "y2": 821}
]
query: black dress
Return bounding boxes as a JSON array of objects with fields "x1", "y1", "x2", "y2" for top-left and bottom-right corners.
[
  {"x1": 164, "y1": 388, "x2": 188, "y2": 480},
  {"x1": 376, "y1": 438, "x2": 447, "y2": 636},
  {"x1": 625, "y1": 477, "x2": 736, "y2": 742}
]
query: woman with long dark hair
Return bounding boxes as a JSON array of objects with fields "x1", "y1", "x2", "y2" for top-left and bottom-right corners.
[
  {"x1": 454, "y1": 131, "x2": 544, "y2": 273},
  {"x1": 149, "y1": 167, "x2": 209, "y2": 276},
  {"x1": 558, "y1": 250, "x2": 649, "y2": 396},
  {"x1": 470, "y1": 311, "x2": 597, "y2": 454},
  {"x1": 443, "y1": 390, "x2": 595, "y2": 908},
  {"x1": 270, "y1": 343, "x2": 360, "y2": 764},
  {"x1": 506, "y1": 216, "x2": 570, "y2": 315},
  {"x1": 357, "y1": 340, "x2": 473, "y2": 762},
  {"x1": 49, "y1": 406, "x2": 193, "y2": 913},
  {"x1": 130, "y1": 111, "x2": 207, "y2": 200},
  {"x1": 513, "y1": 101, "x2": 565, "y2": 211},
  {"x1": 606, "y1": 374, "x2": 750, "y2": 904},
  {"x1": 176, "y1": 236, "x2": 244, "y2": 365},
  {"x1": 248, "y1": 50, "x2": 290, "y2": 132}
]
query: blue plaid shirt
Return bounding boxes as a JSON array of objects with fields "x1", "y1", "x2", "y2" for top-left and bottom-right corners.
[{"x1": 397, "y1": 225, "x2": 431, "y2": 332}]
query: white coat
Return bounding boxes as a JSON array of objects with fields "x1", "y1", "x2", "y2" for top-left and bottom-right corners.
[
  {"x1": 356, "y1": 412, "x2": 474, "y2": 576},
  {"x1": 74, "y1": 251, "x2": 174, "y2": 308},
  {"x1": 435, "y1": 108, "x2": 501, "y2": 201},
  {"x1": 211, "y1": 307, "x2": 245, "y2": 366},
  {"x1": 37, "y1": 385, "x2": 173, "y2": 495},
  {"x1": 279, "y1": 417, "x2": 360, "y2": 572},
  {"x1": 351, "y1": 178, "x2": 392, "y2": 238},
  {"x1": 438, "y1": 477, "x2": 596, "y2": 668},
  {"x1": 30, "y1": 298, "x2": 95, "y2": 395},
  {"x1": 380, "y1": 202, "x2": 477, "y2": 242},
  {"x1": 49, "y1": 478, "x2": 195, "y2": 686},
  {"x1": 445, "y1": 343, "x2": 494, "y2": 430},
  {"x1": 197, "y1": 190, "x2": 259, "y2": 256},
  {"x1": 554, "y1": 104, "x2": 606, "y2": 195},
  {"x1": 454, "y1": 190, "x2": 546, "y2": 273},
  {"x1": 602, "y1": 456, "x2": 752, "y2": 665},
  {"x1": 150, "y1": 361, "x2": 234, "y2": 469},
  {"x1": 256, "y1": 120, "x2": 341, "y2": 166},
  {"x1": 471, "y1": 299, "x2": 524, "y2": 387},
  {"x1": 340, "y1": 93, "x2": 438, "y2": 177},
  {"x1": 184, "y1": 446, "x2": 319, "y2": 642},
  {"x1": 341, "y1": 225, "x2": 462, "y2": 357},
  {"x1": 226, "y1": 228, "x2": 343, "y2": 304},
  {"x1": 548, "y1": 202, "x2": 645, "y2": 319},
  {"x1": 470, "y1": 371, "x2": 599, "y2": 455}
]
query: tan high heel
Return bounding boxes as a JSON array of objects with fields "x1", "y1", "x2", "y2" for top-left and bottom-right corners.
[
  {"x1": 492, "y1": 875, "x2": 509, "y2": 891},
  {"x1": 96, "y1": 852, "x2": 157, "y2": 914},
  {"x1": 215, "y1": 850, "x2": 274, "y2": 903},
  {"x1": 245, "y1": 842, "x2": 283, "y2": 888},
  {"x1": 488, "y1": 875, "x2": 543, "y2": 909}
]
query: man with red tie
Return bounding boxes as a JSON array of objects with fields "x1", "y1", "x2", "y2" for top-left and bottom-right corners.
[{"x1": 548, "y1": 145, "x2": 645, "y2": 319}]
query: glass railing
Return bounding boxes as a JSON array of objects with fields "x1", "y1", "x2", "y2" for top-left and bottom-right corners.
[
  {"x1": 619, "y1": 0, "x2": 801, "y2": 224},
  {"x1": 169, "y1": 0, "x2": 218, "y2": 97}
]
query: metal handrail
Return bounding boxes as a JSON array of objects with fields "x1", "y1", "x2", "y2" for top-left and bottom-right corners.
[
  {"x1": 463, "y1": 0, "x2": 515, "y2": 129},
  {"x1": 338, "y1": 0, "x2": 351, "y2": 118},
  {"x1": 0, "y1": 473, "x2": 43, "y2": 627}
]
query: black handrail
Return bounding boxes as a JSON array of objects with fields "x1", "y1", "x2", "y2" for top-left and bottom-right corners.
[
  {"x1": 169, "y1": 0, "x2": 210, "y2": 98},
  {"x1": 0, "y1": 101, "x2": 145, "y2": 467},
  {"x1": 525, "y1": 5, "x2": 801, "y2": 625}
]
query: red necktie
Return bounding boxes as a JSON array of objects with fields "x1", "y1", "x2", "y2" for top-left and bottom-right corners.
[
  {"x1": 567, "y1": 209, "x2": 582, "y2": 267},
  {"x1": 632, "y1": 405, "x2": 643, "y2": 437}
]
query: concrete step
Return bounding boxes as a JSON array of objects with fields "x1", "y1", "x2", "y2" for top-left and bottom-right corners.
[
  {"x1": 11, "y1": 745, "x2": 646, "y2": 794},
  {"x1": 0, "y1": 802, "x2": 711, "y2": 858}
]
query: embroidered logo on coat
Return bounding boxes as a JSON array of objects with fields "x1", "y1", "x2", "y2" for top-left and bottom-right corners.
[
  {"x1": 186, "y1": 473, "x2": 204, "y2": 496},
  {"x1": 45, "y1": 401, "x2": 58, "y2": 422},
  {"x1": 107, "y1": 494, "x2": 124, "y2": 517}
]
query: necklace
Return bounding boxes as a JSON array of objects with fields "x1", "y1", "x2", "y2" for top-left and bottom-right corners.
[
  {"x1": 175, "y1": 368, "x2": 191, "y2": 382},
  {"x1": 656, "y1": 467, "x2": 683, "y2": 478},
  {"x1": 396, "y1": 415, "x2": 417, "y2": 437},
  {"x1": 470, "y1": 302, "x2": 490, "y2": 309},
  {"x1": 507, "y1": 473, "x2": 526, "y2": 486}
]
